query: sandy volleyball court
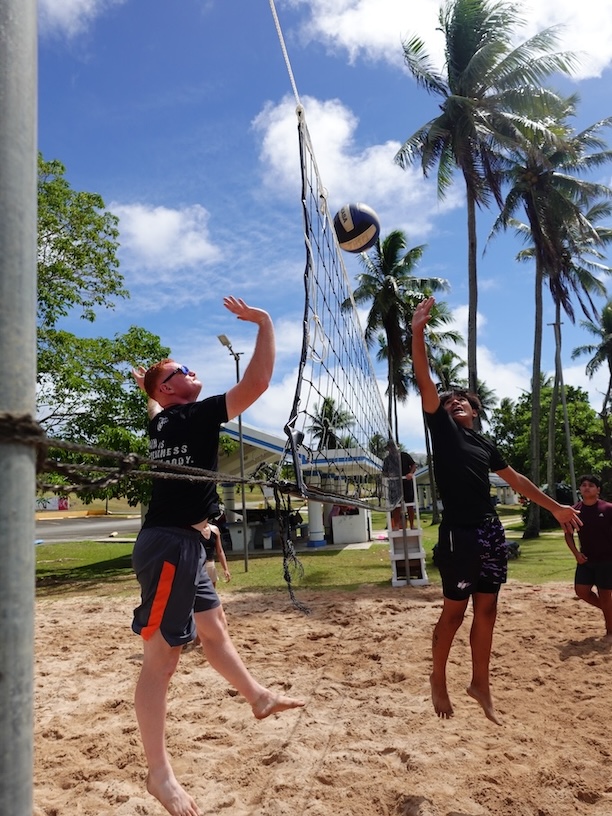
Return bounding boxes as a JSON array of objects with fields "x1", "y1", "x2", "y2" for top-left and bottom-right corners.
[{"x1": 34, "y1": 580, "x2": 612, "y2": 816}]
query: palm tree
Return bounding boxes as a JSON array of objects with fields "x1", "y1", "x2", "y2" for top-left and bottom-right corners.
[
  {"x1": 490, "y1": 112, "x2": 612, "y2": 534},
  {"x1": 429, "y1": 347, "x2": 466, "y2": 392},
  {"x1": 307, "y1": 396, "x2": 354, "y2": 451},
  {"x1": 350, "y1": 229, "x2": 449, "y2": 437},
  {"x1": 573, "y1": 299, "x2": 612, "y2": 463},
  {"x1": 474, "y1": 379, "x2": 498, "y2": 426},
  {"x1": 395, "y1": 0, "x2": 577, "y2": 396},
  {"x1": 547, "y1": 203, "x2": 612, "y2": 498}
]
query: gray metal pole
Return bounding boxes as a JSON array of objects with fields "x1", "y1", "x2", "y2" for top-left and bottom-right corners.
[
  {"x1": 235, "y1": 355, "x2": 249, "y2": 571},
  {"x1": 0, "y1": 1, "x2": 38, "y2": 814},
  {"x1": 218, "y1": 335, "x2": 249, "y2": 571}
]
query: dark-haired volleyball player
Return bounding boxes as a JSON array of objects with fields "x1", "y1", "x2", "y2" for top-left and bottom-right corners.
[{"x1": 411, "y1": 296, "x2": 581, "y2": 725}]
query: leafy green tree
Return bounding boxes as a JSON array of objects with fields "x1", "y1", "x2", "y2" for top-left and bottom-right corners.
[
  {"x1": 489, "y1": 384, "x2": 607, "y2": 531},
  {"x1": 491, "y1": 110, "x2": 612, "y2": 531},
  {"x1": 395, "y1": 0, "x2": 577, "y2": 397},
  {"x1": 547, "y1": 201, "x2": 612, "y2": 498},
  {"x1": 573, "y1": 298, "x2": 612, "y2": 479},
  {"x1": 37, "y1": 153, "x2": 169, "y2": 504},
  {"x1": 38, "y1": 327, "x2": 169, "y2": 439},
  {"x1": 38, "y1": 153, "x2": 127, "y2": 327}
]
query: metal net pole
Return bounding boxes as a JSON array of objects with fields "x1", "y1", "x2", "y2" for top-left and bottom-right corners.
[{"x1": 0, "y1": 1, "x2": 38, "y2": 813}]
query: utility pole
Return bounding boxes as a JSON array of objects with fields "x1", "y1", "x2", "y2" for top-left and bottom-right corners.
[{"x1": 218, "y1": 334, "x2": 249, "y2": 571}]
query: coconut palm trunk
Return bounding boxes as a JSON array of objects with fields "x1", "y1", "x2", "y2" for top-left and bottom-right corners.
[
  {"x1": 546, "y1": 368, "x2": 558, "y2": 498},
  {"x1": 552, "y1": 304, "x2": 577, "y2": 500},
  {"x1": 466, "y1": 187, "x2": 479, "y2": 403},
  {"x1": 524, "y1": 259, "x2": 543, "y2": 538}
]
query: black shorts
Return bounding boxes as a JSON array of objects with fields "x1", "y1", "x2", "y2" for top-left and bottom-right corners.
[
  {"x1": 402, "y1": 480, "x2": 415, "y2": 503},
  {"x1": 131, "y1": 526, "x2": 220, "y2": 646},
  {"x1": 437, "y1": 516, "x2": 508, "y2": 601},
  {"x1": 575, "y1": 560, "x2": 612, "y2": 590}
]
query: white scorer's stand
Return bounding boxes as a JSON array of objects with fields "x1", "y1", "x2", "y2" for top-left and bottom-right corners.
[{"x1": 387, "y1": 500, "x2": 429, "y2": 587}]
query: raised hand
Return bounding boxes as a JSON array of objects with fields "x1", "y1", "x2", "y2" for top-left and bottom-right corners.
[
  {"x1": 223, "y1": 296, "x2": 270, "y2": 326},
  {"x1": 412, "y1": 296, "x2": 435, "y2": 333}
]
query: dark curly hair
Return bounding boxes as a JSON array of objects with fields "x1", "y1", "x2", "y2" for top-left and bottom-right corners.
[{"x1": 439, "y1": 388, "x2": 482, "y2": 413}]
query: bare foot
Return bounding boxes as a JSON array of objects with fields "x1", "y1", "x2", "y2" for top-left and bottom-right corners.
[
  {"x1": 252, "y1": 690, "x2": 305, "y2": 720},
  {"x1": 430, "y1": 673, "x2": 453, "y2": 719},
  {"x1": 146, "y1": 768, "x2": 202, "y2": 816},
  {"x1": 466, "y1": 684, "x2": 502, "y2": 725}
]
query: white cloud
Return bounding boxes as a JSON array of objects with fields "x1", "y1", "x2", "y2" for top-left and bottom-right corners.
[
  {"x1": 39, "y1": 0, "x2": 126, "y2": 37},
  {"x1": 111, "y1": 202, "x2": 223, "y2": 273},
  {"x1": 284, "y1": 0, "x2": 441, "y2": 68},
  {"x1": 393, "y1": 391, "x2": 428, "y2": 453},
  {"x1": 284, "y1": 0, "x2": 612, "y2": 80},
  {"x1": 252, "y1": 94, "x2": 460, "y2": 243},
  {"x1": 427, "y1": 301, "x2": 533, "y2": 401},
  {"x1": 103, "y1": 202, "x2": 226, "y2": 313},
  {"x1": 522, "y1": 0, "x2": 612, "y2": 79},
  {"x1": 244, "y1": 368, "x2": 301, "y2": 434},
  {"x1": 448, "y1": 303, "x2": 486, "y2": 342},
  {"x1": 564, "y1": 361, "x2": 610, "y2": 413}
]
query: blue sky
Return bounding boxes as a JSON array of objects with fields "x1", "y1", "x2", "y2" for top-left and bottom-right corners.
[{"x1": 38, "y1": 0, "x2": 612, "y2": 454}]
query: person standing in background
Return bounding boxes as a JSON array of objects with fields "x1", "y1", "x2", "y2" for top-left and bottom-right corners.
[{"x1": 564, "y1": 474, "x2": 612, "y2": 642}]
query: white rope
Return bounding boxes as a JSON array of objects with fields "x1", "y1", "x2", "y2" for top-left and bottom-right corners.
[{"x1": 268, "y1": 0, "x2": 301, "y2": 107}]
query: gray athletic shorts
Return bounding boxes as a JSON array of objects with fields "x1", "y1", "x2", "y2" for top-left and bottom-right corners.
[{"x1": 131, "y1": 526, "x2": 220, "y2": 646}]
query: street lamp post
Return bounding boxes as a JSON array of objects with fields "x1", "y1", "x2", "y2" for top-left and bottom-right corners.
[{"x1": 217, "y1": 334, "x2": 249, "y2": 572}]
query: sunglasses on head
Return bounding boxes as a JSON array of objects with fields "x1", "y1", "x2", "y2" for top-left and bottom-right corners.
[{"x1": 161, "y1": 364, "x2": 190, "y2": 384}]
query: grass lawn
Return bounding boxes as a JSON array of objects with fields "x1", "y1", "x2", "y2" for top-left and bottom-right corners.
[{"x1": 35, "y1": 508, "x2": 579, "y2": 598}]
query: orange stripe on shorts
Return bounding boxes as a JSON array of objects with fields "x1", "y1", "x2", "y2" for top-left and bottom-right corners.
[{"x1": 141, "y1": 560, "x2": 176, "y2": 641}]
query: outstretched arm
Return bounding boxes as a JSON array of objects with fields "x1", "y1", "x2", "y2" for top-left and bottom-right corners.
[
  {"x1": 497, "y1": 466, "x2": 582, "y2": 533},
  {"x1": 224, "y1": 297, "x2": 275, "y2": 420},
  {"x1": 411, "y1": 297, "x2": 440, "y2": 415},
  {"x1": 131, "y1": 366, "x2": 162, "y2": 420}
]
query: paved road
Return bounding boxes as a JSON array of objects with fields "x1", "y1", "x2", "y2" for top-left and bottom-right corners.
[{"x1": 35, "y1": 515, "x2": 141, "y2": 544}]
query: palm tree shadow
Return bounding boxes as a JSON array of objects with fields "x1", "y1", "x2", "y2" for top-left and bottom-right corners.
[
  {"x1": 36, "y1": 553, "x2": 134, "y2": 596},
  {"x1": 559, "y1": 636, "x2": 612, "y2": 661}
]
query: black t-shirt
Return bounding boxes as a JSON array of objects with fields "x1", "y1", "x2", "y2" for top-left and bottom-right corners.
[
  {"x1": 426, "y1": 404, "x2": 507, "y2": 527},
  {"x1": 143, "y1": 395, "x2": 228, "y2": 528}
]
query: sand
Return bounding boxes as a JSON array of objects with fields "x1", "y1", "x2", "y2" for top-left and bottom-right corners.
[{"x1": 34, "y1": 580, "x2": 612, "y2": 816}]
